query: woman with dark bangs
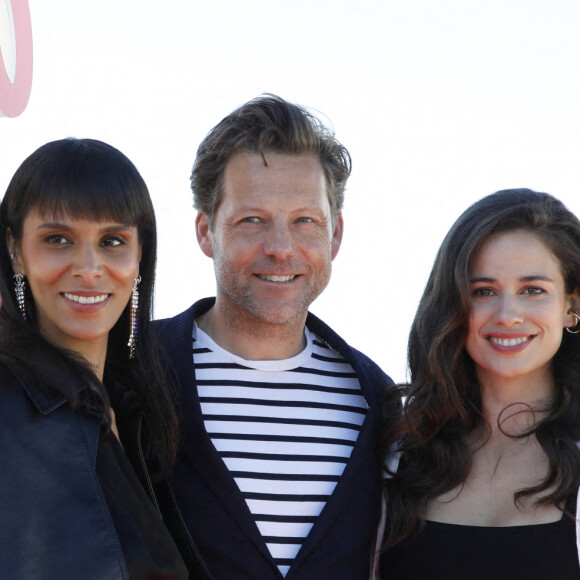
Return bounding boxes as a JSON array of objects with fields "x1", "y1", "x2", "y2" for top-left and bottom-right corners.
[
  {"x1": 378, "y1": 189, "x2": 580, "y2": 580},
  {"x1": 0, "y1": 138, "x2": 190, "y2": 578}
]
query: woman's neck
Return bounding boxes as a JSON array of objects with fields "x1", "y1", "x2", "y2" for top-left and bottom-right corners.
[{"x1": 478, "y1": 373, "x2": 556, "y2": 437}]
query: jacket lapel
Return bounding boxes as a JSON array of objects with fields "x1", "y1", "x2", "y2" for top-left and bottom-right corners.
[
  {"x1": 285, "y1": 313, "x2": 384, "y2": 576},
  {"x1": 160, "y1": 301, "x2": 276, "y2": 566}
]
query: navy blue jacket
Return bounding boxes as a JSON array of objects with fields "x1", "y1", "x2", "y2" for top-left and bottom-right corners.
[
  {"x1": 156, "y1": 298, "x2": 393, "y2": 579},
  {"x1": 0, "y1": 365, "x2": 132, "y2": 579}
]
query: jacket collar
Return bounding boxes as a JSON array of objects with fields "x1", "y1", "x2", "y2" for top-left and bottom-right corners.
[{"x1": 0, "y1": 364, "x2": 67, "y2": 415}]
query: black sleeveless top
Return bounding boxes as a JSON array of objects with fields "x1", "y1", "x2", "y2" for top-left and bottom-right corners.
[{"x1": 381, "y1": 495, "x2": 580, "y2": 580}]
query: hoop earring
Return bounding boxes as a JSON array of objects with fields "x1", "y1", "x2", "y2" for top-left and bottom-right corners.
[
  {"x1": 127, "y1": 275, "x2": 141, "y2": 358},
  {"x1": 13, "y1": 274, "x2": 27, "y2": 320},
  {"x1": 566, "y1": 311, "x2": 580, "y2": 334}
]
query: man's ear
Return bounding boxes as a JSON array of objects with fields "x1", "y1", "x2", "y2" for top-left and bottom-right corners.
[
  {"x1": 330, "y1": 212, "x2": 344, "y2": 261},
  {"x1": 196, "y1": 212, "x2": 214, "y2": 258},
  {"x1": 6, "y1": 229, "x2": 24, "y2": 275}
]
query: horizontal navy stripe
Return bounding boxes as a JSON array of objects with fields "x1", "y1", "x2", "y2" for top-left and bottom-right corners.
[
  {"x1": 243, "y1": 492, "x2": 331, "y2": 502},
  {"x1": 197, "y1": 379, "x2": 361, "y2": 395},
  {"x1": 274, "y1": 558, "x2": 294, "y2": 566},
  {"x1": 203, "y1": 414, "x2": 362, "y2": 431},
  {"x1": 199, "y1": 397, "x2": 366, "y2": 414},
  {"x1": 291, "y1": 366, "x2": 358, "y2": 379},
  {"x1": 197, "y1": 361, "x2": 357, "y2": 379},
  {"x1": 262, "y1": 536, "x2": 307, "y2": 544},
  {"x1": 255, "y1": 514, "x2": 318, "y2": 523},
  {"x1": 221, "y1": 452, "x2": 348, "y2": 463},
  {"x1": 210, "y1": 433, "x2": 357, "y2": 445},
  {"x1": 230, "y1": 471, "x2": 342, "y2": 482},
  {"x1": 311, "y1": 352, "x2": 348, "y2": 363}
]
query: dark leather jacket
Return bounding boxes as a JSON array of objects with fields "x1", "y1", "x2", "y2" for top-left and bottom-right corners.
[{"x1": 0, "y1": 364, "x2": 173, "y2": 579}]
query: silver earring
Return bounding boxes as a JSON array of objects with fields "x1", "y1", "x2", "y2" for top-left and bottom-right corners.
[
  {"x1": 127, "y1": 275, "x2": 141, "y2": 358},
  {"x1": 566, "y1": 311, "x2": 580, "y2": 334},
  {"x1": 13, "y1": 274, "x2": 26, "y2": 320}
]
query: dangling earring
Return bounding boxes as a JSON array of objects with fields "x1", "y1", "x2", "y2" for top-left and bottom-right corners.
[
  {"x1": 566, "y1": 311, "x2": 580, "y2": 334},
  {"x1": 127, "y1": 275, "x2": 141, "y2": 358},
  {"x1": 13, "y1": 274, "x2": 27, "y2": 320}
]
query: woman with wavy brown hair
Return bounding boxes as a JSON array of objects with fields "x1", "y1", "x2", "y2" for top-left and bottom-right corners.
[{"x1": 378, "y1": 189, "x2": 580, "y2": 580}]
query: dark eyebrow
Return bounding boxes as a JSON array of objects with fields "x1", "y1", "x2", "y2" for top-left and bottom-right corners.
[
  {"x1": 470, "y1": 275, "x2": 555, "y2": 284},
  {"x1": 37, "y1": 222, "x2": 135, "y2": 233}
]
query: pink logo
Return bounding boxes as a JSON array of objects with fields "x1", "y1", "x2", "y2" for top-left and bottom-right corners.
[{"x1": 0, "y1": 0, "x2": 32, "y2": 117}]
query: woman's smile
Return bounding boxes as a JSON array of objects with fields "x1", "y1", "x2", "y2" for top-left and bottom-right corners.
[
  {"x1": 12, "y1": 213, "x2": 141, "y2": 354},
  {"x1": 465, "y1": 229, "x2": 577, "y2": 388}
]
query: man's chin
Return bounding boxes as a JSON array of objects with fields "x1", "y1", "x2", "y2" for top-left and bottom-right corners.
[
  {"x1": 248, "y1": 309, "x2": 306, "y2": 325},
  {"x1": 242, "y1": 301, "x2": 311, "y2": 326},
  {"x1": 218, "y1": 291, "x2": 314, "y2": 326}
]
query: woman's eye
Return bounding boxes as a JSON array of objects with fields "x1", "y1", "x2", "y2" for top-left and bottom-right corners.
[
  {"x1": 101, "y1": 236, "x2": 124, "y2": 248},
  {"x1": 472, "y1": 287, "x2": 494, "y2": 298},
  {"x1": 44, "y1": 234, "x2": 70, "y2": 245},
  {"x1": 523, "y1": 287, "x2": 545, "y2": 296},
  {"x1": 242, "y1": 217, "x2": 261, "y2": 223}
]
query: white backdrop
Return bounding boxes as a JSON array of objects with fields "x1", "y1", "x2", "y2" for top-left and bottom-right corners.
[{"x1": 2, "y1": 0, "x2": 580, "y2": 382}]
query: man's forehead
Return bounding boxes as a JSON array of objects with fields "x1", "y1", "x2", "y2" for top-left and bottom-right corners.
[
  {"x1": 220, "y1": 153, "x2": 327, "y2": 208},
  {"x1": 224, "y1": 150, "x2": 323, "y2": 173}
]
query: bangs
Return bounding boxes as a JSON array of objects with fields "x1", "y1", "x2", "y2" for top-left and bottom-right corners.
[
  {"x1": 4, "y1": 138, "x2": 153, "y2": 237},
  {"x1": 31, "y1": 170, "x2": 145, "y2": 226}
]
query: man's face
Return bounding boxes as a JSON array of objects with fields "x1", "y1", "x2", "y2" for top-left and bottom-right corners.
[{"x1": 197, "y1": 152, "x2": 343, "y2": 326}]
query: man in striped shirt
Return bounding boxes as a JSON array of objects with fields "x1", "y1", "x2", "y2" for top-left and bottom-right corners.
[{"x1": 156, "y1": 95, "x2": 393, "y2": 580}]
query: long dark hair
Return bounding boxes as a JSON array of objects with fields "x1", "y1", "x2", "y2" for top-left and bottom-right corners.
[
  {"x1": 0, "y1": 138, "x2": 178, "y2": 477},
  {"x1": 381, "y1": 188, "x2": 580, "y2": 546}
]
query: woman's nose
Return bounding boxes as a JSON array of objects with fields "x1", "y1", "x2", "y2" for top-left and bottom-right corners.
[{"x1": 70, "y1": 243, "x2": 103, "y2": 280}]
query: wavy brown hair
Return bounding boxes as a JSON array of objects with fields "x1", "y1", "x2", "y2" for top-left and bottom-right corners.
[{"x1": 381, "y1": 188, "x2": 580, "y2": 547}]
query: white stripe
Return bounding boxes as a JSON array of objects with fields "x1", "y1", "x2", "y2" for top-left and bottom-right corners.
[
  {"x1": 204, "y1": 420, "x2": 360, "y2": 440},
  {"x1": 196, "y1": 369, "x2": 361, "y2": 390},
  {"x1": 223, "y1": 457, "x2": 346, "y2": 476},
  {"x1": 267, "y1": 543, "x2": 302, "y2": 559},
  {"x1": 197, "y1": 385, "x2": 367, "y2": 408},
  {"x1": 256, "y1": 521, "x2": 314, "y2": 538},
  {"x1": 246, "y1": 499, "x2": 326, "y2": 516},
  {"x1": 200, "y1": 402, "x2": 365, "y2": 424},
  {"x1": 234, "y1": 478, "x2": 338, "y2": 495},
  {"x1": 212, "y1": 439, "x2": 355, "y2": 457}
]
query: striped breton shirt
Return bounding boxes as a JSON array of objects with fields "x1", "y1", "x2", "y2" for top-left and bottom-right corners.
[{"x1": 193, "y1": 323, "x2": 368, "y2": 578}]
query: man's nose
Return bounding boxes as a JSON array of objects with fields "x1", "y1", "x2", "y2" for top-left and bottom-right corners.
[{"x1": 263, "y1": 222, "x2": 294, "y2": 260}]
